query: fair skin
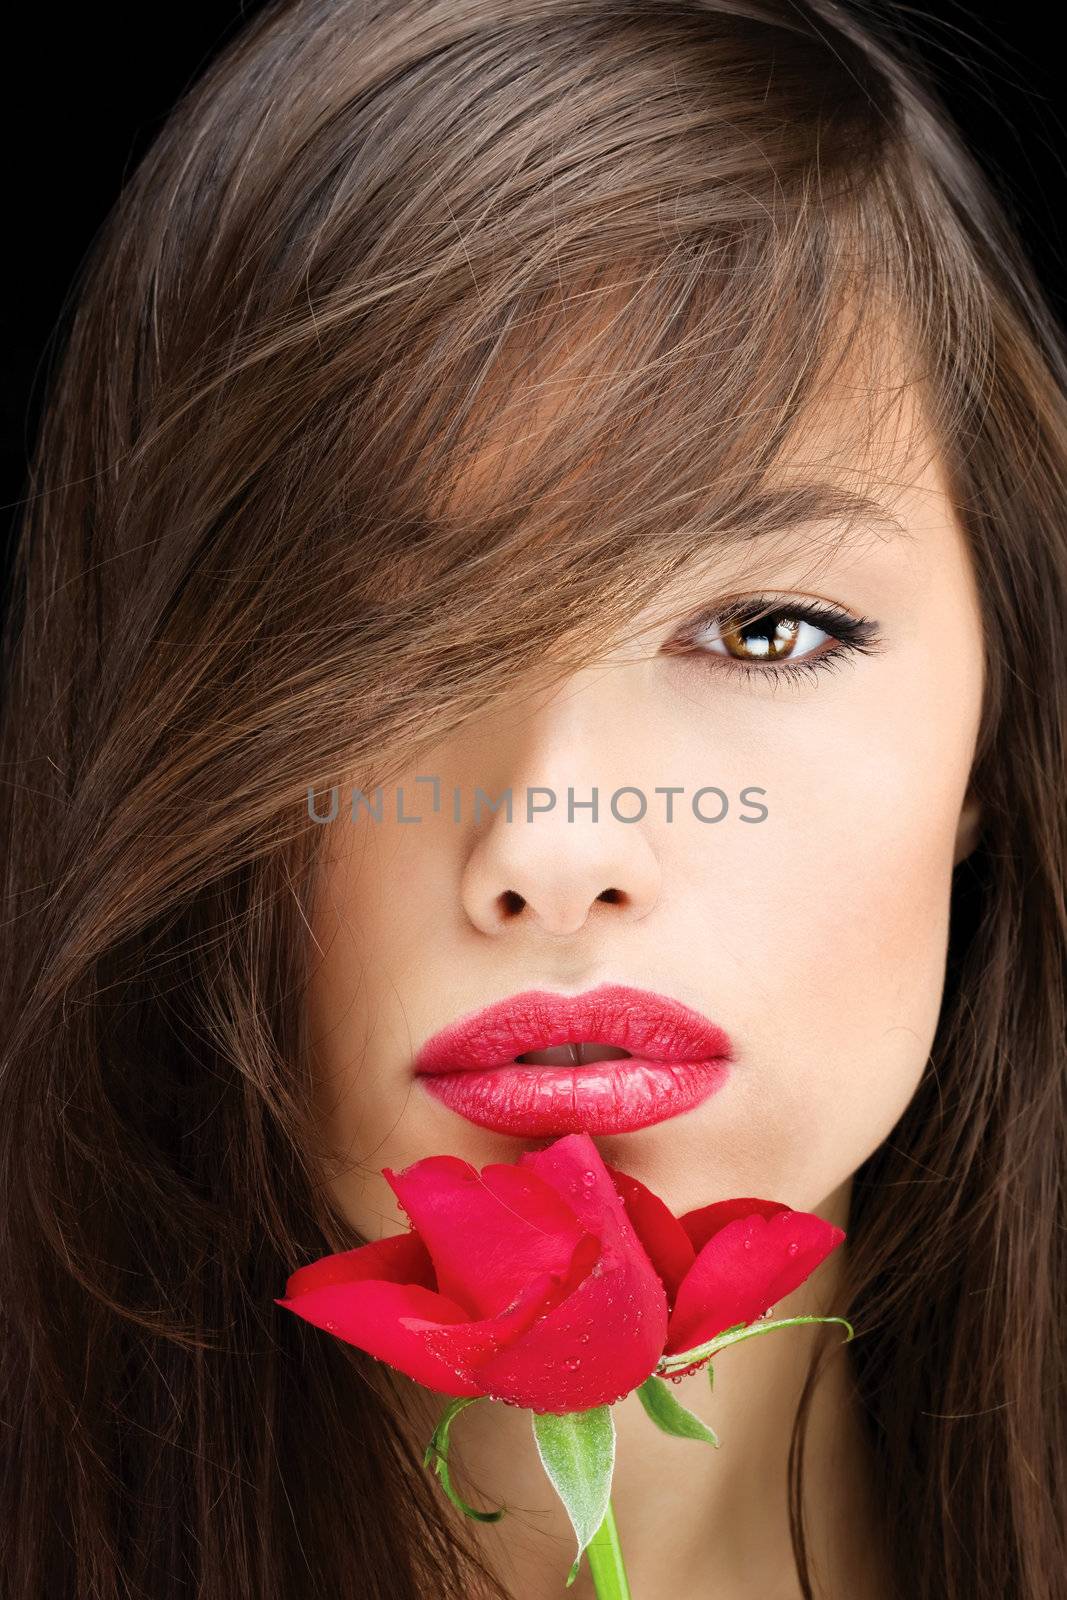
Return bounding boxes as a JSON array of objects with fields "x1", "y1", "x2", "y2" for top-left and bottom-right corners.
[{"x1": 303, "y1": 323, "x2": 985, "y2": 1599}]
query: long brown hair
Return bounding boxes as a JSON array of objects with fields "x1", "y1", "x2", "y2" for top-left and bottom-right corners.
[{"x1": 2, "y1": 3, "x2": 1065, "y2": 1595}]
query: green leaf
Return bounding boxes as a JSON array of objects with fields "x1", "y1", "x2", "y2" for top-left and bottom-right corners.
[
  {"x1": 423, "y1": 1395, "x2": 507, "y2": 1522},
  {"x1": 656, "y1": 1314, "x2": 855, "y2": 1376},
  {"x1": 531, "y1": 1405, "x2": 616, "y2": 1587},
  {"x1": 635, "y1": 1374, "x2": 720, "y2": 1447}
]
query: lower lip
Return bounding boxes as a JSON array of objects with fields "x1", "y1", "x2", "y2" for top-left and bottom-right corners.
[{"x1": 417, "y1": 1057, "x2": 731, "y2": 1135}]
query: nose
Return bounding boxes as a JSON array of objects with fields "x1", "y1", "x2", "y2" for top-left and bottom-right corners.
[
  {"x1": 458, "y1": 679, "x2": 663, "y2": 938},
  {"x1": 462, "y1": 825, "x2": 662, "y2": 937}
]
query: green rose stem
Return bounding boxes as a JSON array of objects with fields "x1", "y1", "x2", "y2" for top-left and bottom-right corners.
[
  {"x1": 424, "y1": 1315, "x2": 854, "y2": 1595},
  {"x1": 584, "y1": 1499, "x2": 632, "y2": 1599}
]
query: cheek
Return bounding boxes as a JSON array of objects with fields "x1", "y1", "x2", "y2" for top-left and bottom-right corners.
[
  {"x1": 302, "y1": 833, "x2": 399, "y2": 1167},
  {"x1": 302, "y1": 818, "x2": 468, "y2": 1232},
  {"x1": 712, "y1": 705, "x2": 970, "y2": 1206}
]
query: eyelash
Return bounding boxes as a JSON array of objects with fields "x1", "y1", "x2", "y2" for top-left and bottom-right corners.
[{"x1": 672, "y1": 593, "x2": 886, "y2": 689}]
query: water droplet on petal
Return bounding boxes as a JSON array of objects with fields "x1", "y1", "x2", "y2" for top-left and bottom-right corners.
[
  {"x1": 581, "y1": 1170, "x2": 596, "y2": 1186},
  {"x1": 787, "y1": 1241, "x2": 799, "y2": 1256},
  {"x1": 743, "y1": 1239, "x2": 752, "y2": 1250},
  {"x1": 579, "y1": 1332, "x2": 590, "y2": 1343},
  {"x1": 563, "y1": 1357, "x2": 582, "y2": 1371},
  {"x1": 325, "y1": 1321, "x2": 336, "y2": 1331}
]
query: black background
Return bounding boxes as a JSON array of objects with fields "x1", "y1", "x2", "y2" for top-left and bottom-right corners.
[{"x1": 3, "y1": 3, "x2": 1064, "y2": 608}]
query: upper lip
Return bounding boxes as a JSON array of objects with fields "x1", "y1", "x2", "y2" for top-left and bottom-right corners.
[{"x1": 413, "y1": 982, "x2": 734, "y2": 1074}]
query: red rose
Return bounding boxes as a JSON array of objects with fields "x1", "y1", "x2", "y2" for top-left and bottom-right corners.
[
  {"x1": 277, "y1": 1132, "x2": 668, "y2": 1412},
  {"x1": 276, "y1": 1131, "x2": 845, "y2": 1413},
  {"x1": 603, "y1": 1163, "x2": 846, "y2": 1378}
]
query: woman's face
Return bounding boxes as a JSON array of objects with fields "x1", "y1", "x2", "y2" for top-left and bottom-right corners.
[{"x1": 305, "y1": 343, "x2": 985, "y2": 1241}]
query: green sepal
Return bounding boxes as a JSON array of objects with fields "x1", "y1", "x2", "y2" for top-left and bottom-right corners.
[
  {"x1": 531, "y1": 1405, "x2": 615, "y2": 1587},
  {"x1": 635, "y1": 1374, "x2": 720, "y2": 1447},
  {"x1": 655, "y1": 1314, "x2": 855, "y2": 1376},
  {"x1": 654, "y1": 1321, "x2": 746, "y2": 1375},
  {"x1": 423, "y1": 1395, "x2": 507, "y2": 1522}
]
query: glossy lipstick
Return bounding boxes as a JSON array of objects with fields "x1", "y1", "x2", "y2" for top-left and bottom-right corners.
[{"x1": 413, "y1": 982, "x2": 733, "y2": 1136}]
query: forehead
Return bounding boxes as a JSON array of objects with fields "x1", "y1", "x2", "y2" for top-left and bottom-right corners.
[
  {"x1": 710, "y1": 311, "x2": 960, "y2": 590},
  {"x1": 441, "y1": 289, "x2": 963, "y2": 608}
]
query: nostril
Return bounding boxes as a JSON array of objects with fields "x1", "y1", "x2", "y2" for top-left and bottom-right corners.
[{"x1": 495, "y1": 887, "x2": 624, "y2": 922}]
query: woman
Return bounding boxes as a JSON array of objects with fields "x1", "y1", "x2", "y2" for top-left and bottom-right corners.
[{"x1": 2, "y1": 2, "x2": 1064, "y2": 1597}]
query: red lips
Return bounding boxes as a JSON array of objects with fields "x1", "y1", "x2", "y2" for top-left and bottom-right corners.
[{"x1": 413, "y1": 983, "x2": 734, "y2": 1136}]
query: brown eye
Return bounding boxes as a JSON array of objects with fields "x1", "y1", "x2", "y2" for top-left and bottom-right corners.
[
  {"x1": 664, "y1": 593, "x2": 885, "y2": 687},
  {"x1": 703, "y1": 608, "x2": 812, "y2": 665},
  {"x1": 693, "y1": 607, "x2": 828, "y2": 664}
]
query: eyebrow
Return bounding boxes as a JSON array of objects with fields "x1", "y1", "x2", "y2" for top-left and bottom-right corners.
[{"x1": 718, "y1": 478, "x2": 913, "y2": 546}]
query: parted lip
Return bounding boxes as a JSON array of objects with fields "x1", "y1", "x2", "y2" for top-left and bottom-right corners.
[{"x1": 412, "y1": 981, "x2": 735, "y2": 1075}]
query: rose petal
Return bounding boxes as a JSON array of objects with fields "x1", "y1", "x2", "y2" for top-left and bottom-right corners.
[
  {"x1": 417, "y1": 1232, "x2": 603, "y2": 1392},
  {"x1": 602, "y1": 1161, "x2": 697, "y2": 1308},
  {"x1": 283, "y1": 1230, "x2": 436, "y2": 1300},
  {"x1": 677, "y1": 1197, "x2": 787, "y2": 1256},
  {"x1": 476, "y1": 1277, "x2": 666, "y2": 1411},
  {"x1": 277, "y1": 1237, "x2": 595, "y2": 1399},
  {"x1": 382, "y1": 1153, "x2": 587, "y2": 1320},
  {"x1": 450, "y1": 1132, "x2": 671, "y2": 1413},
  {"x1": 275, "y1": 1278, "x2": 485, "y2": 1395},
  {"x1": 516, "y1": 1132, "x2": 635, "y2": 1240},
  {"x1": 666, "y1": 1208, "x2": 846, "y2": 1355},
  {"x1": 471, "y1": 1241, "x2": 668, "y2": 1412}
]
